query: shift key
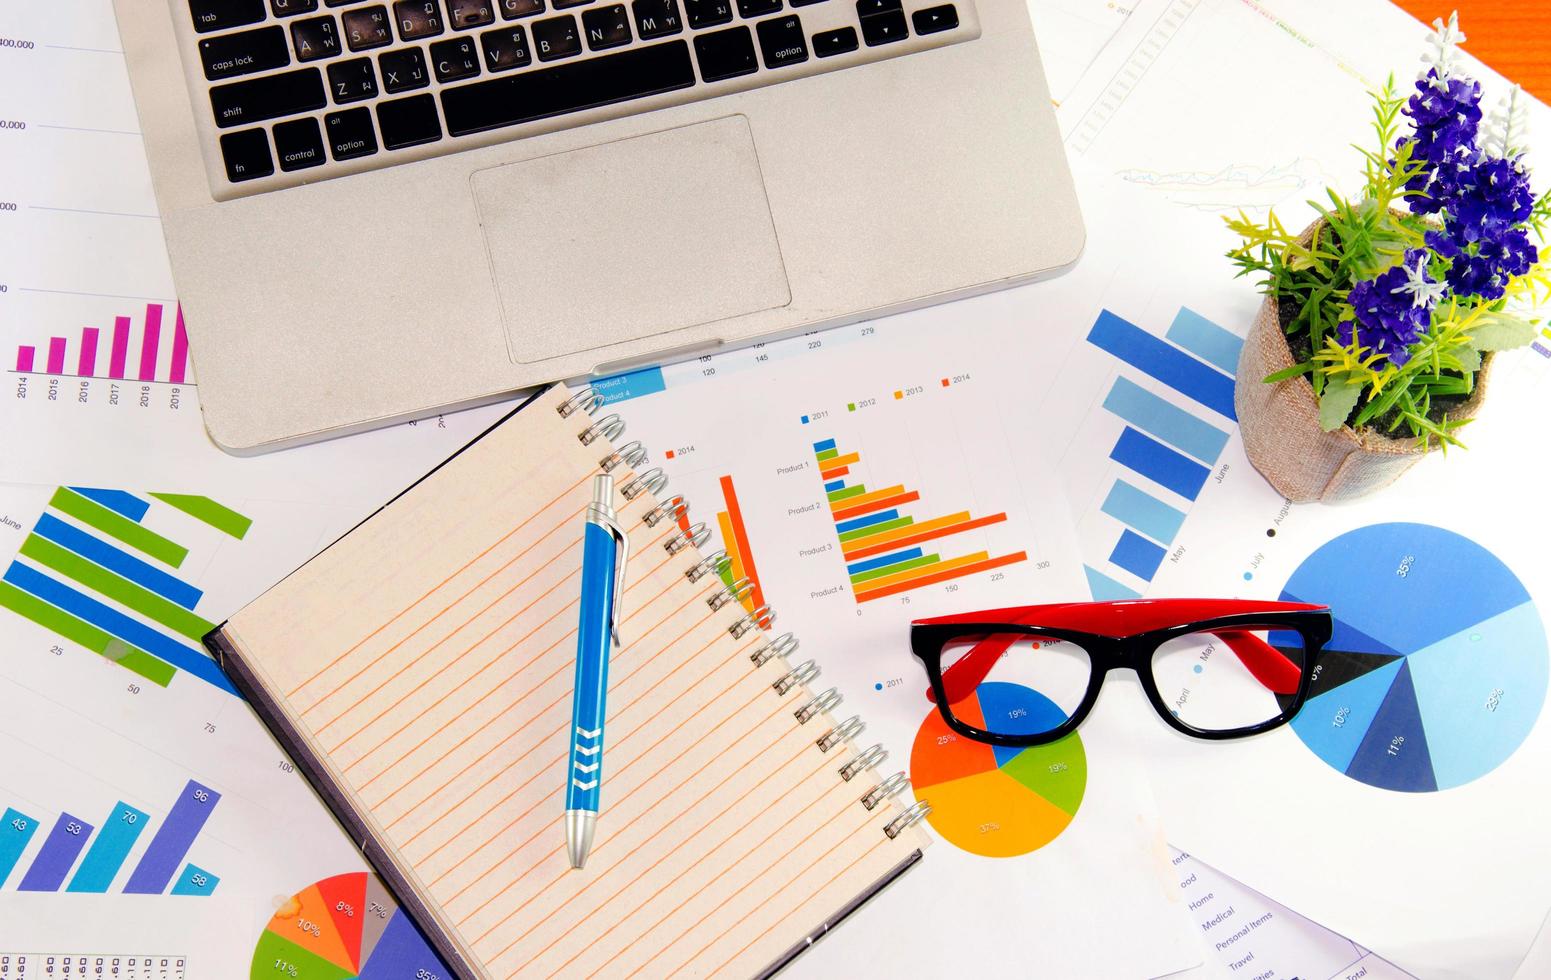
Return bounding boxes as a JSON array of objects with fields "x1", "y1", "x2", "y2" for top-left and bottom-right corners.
[{"x1": 209, "y1": 68, "x2": 327, "y2": 128}]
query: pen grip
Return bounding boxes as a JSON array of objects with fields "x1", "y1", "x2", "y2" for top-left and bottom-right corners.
[{"x1": 567, "y1": 521, "x2": 618, "y2": 813}]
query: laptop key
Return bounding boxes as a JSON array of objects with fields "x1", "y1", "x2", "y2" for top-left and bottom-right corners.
[
  {"x1": 379, "y1": 47, "x2": 431, "y2": 90},
  {"x1": 447, "y1": 0, "x2": 496, "y2": 27},
  {"x1": 582, "y1": 5, "x2": 631, "y2": 50},
  {"x1": 328, "y1": 57, "x2": 380, "y2": 101},
  {"x1": 210, "y1": 68, "x2": 327, "y2": 128},
  {"x1": 198, "y1": 25, "x2": 291, "y2": 81},
  {"x1": 325, "y1": 106, "x2": 379, "y2": 158},
  {"x1": 430, "y1": 37, "x2": 482, "y2": 80},
  {"x1": 693, "y1": 25, "x2": 756, "y2": 81},
  {"x1": 376, "y1": 94, "x2": 443, "y2": 149},
  {"x1": 394, "y1": 0, "x2": 446, "y2": 38},
  {"x1": 273, "y1": 116, "x2": 328, "y2": 170},
  {"x1": 859, "y1": 7, "x2": 906, "y2": 44},
  {"x1": 271, "y1": 0, "x2": 319, "y2": 14},
  {"x1": 755, "y1": 14, "x2": 805, "y2": 67},
  {"x1": 343, "y1": 5, "x2": 394, "y2": 48},
  {"x1": 910, "y1": 2, "x2": 954, "y2": 32},
  {"x1": 499, "y1": 0, "x2": 545, "y2": 15},
  {"x1": 292, "y1": 16, "x2": 343, "y2": 59},
  {"x1": 219, "y1": 128, "x2": 274, "y2": 181},
  {"x1": 190, "y1": 0, "x2": 267, "y2": 33},
  {"x1": 440, "y1": 40, "x2": 694, "y2": 136},
  {"x1": 480, "y1": 26, "x2": 531, "y2": 70},
  {"x1": 811, "y1": 25, "x2": 854, "y2": 55},
  {"x1": 683, "y1": 0, "x2": 730, "y2": 29},
  {"x1": 552, "y1": 0, "x2": 593, "y2": 9},
  {"x1": 532, "y1": 15, "x2": 581, "y2": 59},
  {"x1": 736, "y1": 0, "x2": 779, "y2": 17},
  {"x1": 631, "y1": 0, "x2": 681, "y2": 38}
]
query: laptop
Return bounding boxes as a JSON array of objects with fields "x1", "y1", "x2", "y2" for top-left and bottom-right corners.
[{"x1": 113, "y1": 0, "x2": 1083, "y2": 453}]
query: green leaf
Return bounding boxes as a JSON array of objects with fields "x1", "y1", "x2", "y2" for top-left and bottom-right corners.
[
  {"x1": 1318, "y1": 378, "x2": 1363, "y2": 431},
  {"x1": 1264, "y1": 362, "x2": 1313, "y2": 383},
  {"x1": 1468, "y1": 312, "x2": 1539, "y2": 351}
]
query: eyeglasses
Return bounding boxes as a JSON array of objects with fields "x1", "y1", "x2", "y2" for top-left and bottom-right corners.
[{"x1": 910, "y1": 599, "x2": 1333, "y2": 746}]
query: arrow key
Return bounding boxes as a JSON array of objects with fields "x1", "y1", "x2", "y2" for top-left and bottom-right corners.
[
  {"x1": 911, "y1": 3, "x2": 955, "y2": 33},
  {"x1": 859, "y1": 8, "x2": 906, "y2": 45}
]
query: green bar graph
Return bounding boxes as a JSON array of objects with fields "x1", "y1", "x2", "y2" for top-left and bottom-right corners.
[
  {"x1": 815, "y1": 448, "x2": 839, "y2": 462},
  {"x1": 851, "y1": 553, "x2": 940, "y2": 584},
  {"x1": 19, "y1": 535, "x2": 215, "y2": 641},
  {"x1": 839, "y1": 516, "x2": 912, "y2": 542},
  {"x1": 48, "y1": 489, "x2": 188, "y2": 568},
  {"x1": 147, "y1": 494, "x2": 252, "y2": 540},
  {"x1": 0, "y1": 582, "x2": 174, "y2": 687},
  {"x1": 827, "y1": 485, "x2": 867, "y2": 502}
]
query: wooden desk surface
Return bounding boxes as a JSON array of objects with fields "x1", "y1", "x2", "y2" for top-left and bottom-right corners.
[{"x1": 1390, "y1": 1, "x2": 1551, "y2": 101}]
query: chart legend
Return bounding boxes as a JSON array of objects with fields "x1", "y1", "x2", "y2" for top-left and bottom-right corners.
[
  {"x1": 813, "y1": 438, "x2": 1026, "y2": 603},
  {"x1": 1079, "y1": 307, "x2": 1240, "y2": 600},
  {"x1": 0, "y1": 780, "x2": 221, "y2": 896},
  {"x1": 11, "y1": 303, "x2": 192, "y2": 386},
  {"x1": 909, "y1": 683, "x2": 1086, "y2": 857},
  {"x1": 1278, "y1": 524, "x2": 1548, "y2": 792},
  {"x1": 0, "y1": 488, "x2": 251, "y2": 695},
  {"x1": 250, "y1": 872, "x2": 449, "y2": 980}
]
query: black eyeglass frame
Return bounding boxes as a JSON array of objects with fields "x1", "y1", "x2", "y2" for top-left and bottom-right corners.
[{"x1": 910, "y1": 609, "x2": 1334, "y2": 747}]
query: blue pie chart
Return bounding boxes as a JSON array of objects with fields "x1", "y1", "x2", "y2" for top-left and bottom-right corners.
[{"x1": 1278, "y1": 523, "x2": 1547, "y2": 792}]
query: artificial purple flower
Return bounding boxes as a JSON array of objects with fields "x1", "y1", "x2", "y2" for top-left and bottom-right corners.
[
  {"x1": 1341, "y1": 249, "x2": 1441, "y2": 366},
  {"x1": 1404, "y1": 69, "x2": 1484, "y2": 214}
]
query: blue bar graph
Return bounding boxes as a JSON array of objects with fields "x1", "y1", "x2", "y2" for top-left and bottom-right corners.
[
  {"x1": 1102, "y1": 377, "x2": 1229, "y2": 465},
  {"x1": 1110, "y1": 428, "x2": 1211, "y2": 501},
  {"x1": 0, "y1": 808, "x2": 40, "y2": 887},
  {"x1": 67, "y1": 802, "x2": 149, "y2": 893},
  {"x1": 1166, "y1": 308, "x2": 1243, "y2": 375},
  {"x1": 1087, "y1": 311, "x2": 1236, "y2": 419},
  {"x1": 836, "y1": 509, "x2": 900, "y2": 535},
  {"x1": 824, "y1": 479, "x2": 845, "y2": 492},
  {"x1": 34, "y1": 514, "x2": 203, "y2": 610},
  {"x1": 847, "y1": 547, "x2": 924, "y2": 576},
  {"x1": 123, "y1": 780, "x2": 220, "y2": 895},
  {"x1": 1101, "y1": 481, "x2": 1186, "y2": 545},
  {"x1": 170, "y1": 863, "x2": 219, "y2": 896},
  {"x1": 1110, "y1": 531, "x2": 1167, "y2": 582},
  {"x1": 1085, "y1": 565, "x2": 1140, "y2": 601},
  {"x1": 17, "y1": 813, "x2": 95, "y2": 891},
  {"x1": 66, "y1": 488, "x2": 149, "y2": 523},
  {"x1": 2, "y1": 563, "x2": 237, "y2": 695},
  {"x1": 812, "y1": 438, "x2": 837, "y2": 453}
]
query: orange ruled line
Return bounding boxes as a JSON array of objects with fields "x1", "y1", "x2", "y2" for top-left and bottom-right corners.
[
  {"x1": 856, "y1": 551, "x2": 1027, "y2": 602},
  {"x1": 844, "y1": 512, "x2": 1008, "y2": 561},
  {"x1": 831, "y1": 490, "x2": 919, "y2": 522}
]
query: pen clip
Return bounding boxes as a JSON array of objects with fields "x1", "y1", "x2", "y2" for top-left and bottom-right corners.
[{"x1": 599, "y1": 511, "x2": 630, "y2": 647}]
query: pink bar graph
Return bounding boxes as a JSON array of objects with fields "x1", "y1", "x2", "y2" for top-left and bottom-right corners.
[
  {"x1": 46, "y1": 338, "x2": 66, "y2": 375},
  {"x1": 78, "y1": 327, "x2": 100, "y2": 377},
  {"x1": 16, "y1": 346, "x2": 35, "y2": 373},
  {"x1": 109, "y1": 316, "x2": 130, "y2": 380},
  {"x1": 137, "y1": 304, "x2": 163, "y2": 382},
  {"x1": 168, "y1": 305, "x2": 189, "y2": 385}
]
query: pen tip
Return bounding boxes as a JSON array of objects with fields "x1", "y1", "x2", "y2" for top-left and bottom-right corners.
[{"x1": 565, "y1": 810, "x2": 596, "y2": 870}]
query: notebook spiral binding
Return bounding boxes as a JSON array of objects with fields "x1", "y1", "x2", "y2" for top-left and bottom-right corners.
[{"x1": 561, "y1": 386, "x2": 932, "y2": 843}]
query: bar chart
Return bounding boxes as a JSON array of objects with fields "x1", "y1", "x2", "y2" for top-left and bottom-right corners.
[
  {"x1": 1079, "y1": 308, "x2": 1240, "y2": 600},
  {"x1": 0, "y1": 488, "x2": 252, "y2": 695},
  {"x1": 0, "y1": 780, "x2": 221, "y2": 897},
  {"x1": 814, "y1": 438, "x2": 1027, "y2": 603},
  {"x1": 11, "y1": 303, "x2": 192, "y2": 385},
  {"x1": 714, "y1": 476, "x2": 765, "y2": 615}
]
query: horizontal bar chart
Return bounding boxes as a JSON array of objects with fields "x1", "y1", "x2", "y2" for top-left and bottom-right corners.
[
  {"x1": 9, "y1": 303, "x2": 192, "y2": 385},
  {"x1": 814, "y1": 439, "x2": 1026, "y2": 603},
  {"x1": 1087, "y1": 310, "x2": 1236, "y2": 420},
  {"x1": 1110, "y1": 530, "x2": 1167, "y2": 582},
  {"x1": 0, "y1": 487, "x2": 249, "y2": 695},
  {"x1": 1110, "y1": 428, "x2": 1211, "y2": 502},
  {"x1": 2, "y1": 781, "x2": 220, "y2": 896}
]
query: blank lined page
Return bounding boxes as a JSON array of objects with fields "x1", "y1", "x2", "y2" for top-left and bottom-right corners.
[{"x1": 220, "y1": 385, "x2": 926, "y2": 979}]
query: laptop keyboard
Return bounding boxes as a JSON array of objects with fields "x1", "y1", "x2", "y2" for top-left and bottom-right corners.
[{"x1": 183, "y1": 0, "x2": 977, "y2": 196}]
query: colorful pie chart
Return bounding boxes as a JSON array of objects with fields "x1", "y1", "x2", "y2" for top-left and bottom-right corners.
[
  {"x1": 1278, "y1": 523, "x2": 1548, "y2": 792},
  {"x1": 250, "y1": 872, "x2": 450, "y2": 980},
  {"x1": 909, "y1": 682, "x2": 1086, "y2": 857}
]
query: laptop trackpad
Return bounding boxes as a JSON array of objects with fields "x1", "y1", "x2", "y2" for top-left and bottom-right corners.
[{"x1": 473, "y1": 115, "x2": 792, "y2": 366}]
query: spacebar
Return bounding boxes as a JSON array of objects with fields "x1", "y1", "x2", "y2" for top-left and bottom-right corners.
[{"x1": 441, "y1": 41, "x2": 697, "y2": 138}]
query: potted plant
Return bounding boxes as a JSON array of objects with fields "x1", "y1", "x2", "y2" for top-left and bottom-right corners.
[{"x1": 1226, "y1": 14, "x2": 1550, "y2": 503}]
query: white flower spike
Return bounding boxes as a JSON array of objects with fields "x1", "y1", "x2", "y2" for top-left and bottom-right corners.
[
  {"x1": 1483, "y1": 85, "x2": 1529, "y2": 160},
  {"x1": 1391, "y1": 254, "x2": 1448, "y2": 309},
  {"x1": 1420, "y1": 11, "x2": 1466, "y2": 92}
]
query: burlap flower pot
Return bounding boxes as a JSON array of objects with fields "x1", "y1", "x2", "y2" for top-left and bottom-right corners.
[{"x1": 1235, "y1": 291, "x2": 1491, "y2": 503}]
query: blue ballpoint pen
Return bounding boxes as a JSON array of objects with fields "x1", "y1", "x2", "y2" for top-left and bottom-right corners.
[{"x1": 566, "y1": 474, "x2": 629, "y2": 870}]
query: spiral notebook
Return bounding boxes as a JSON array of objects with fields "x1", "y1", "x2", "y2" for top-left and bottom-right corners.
[{"x1": 205, "y1": 383, "x2": 930, "y2": 979}]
